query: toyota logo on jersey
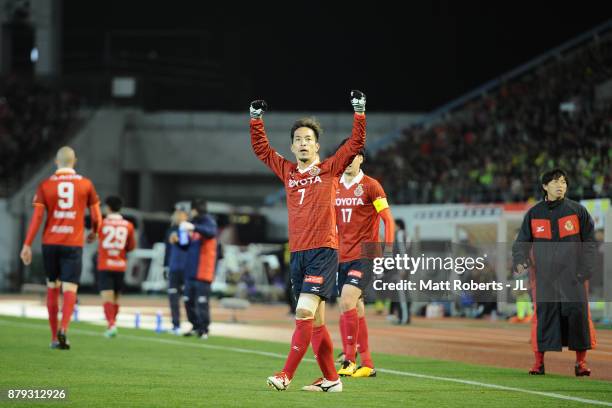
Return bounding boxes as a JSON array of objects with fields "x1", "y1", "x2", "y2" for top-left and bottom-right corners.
[
  {"x1": 335, "y1": 197, "x2": 365, "y2": 206},
  {"x1": 288, "y1": 176, "x2": 322, "y2": 188}
]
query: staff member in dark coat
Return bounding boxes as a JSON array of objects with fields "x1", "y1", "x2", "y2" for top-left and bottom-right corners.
[
  {"x1": 164, "y1": 202, "x2": 190, "y2": 335},
  {"x1": 180, "y1": 198, "x2": 218, "y2": 339},
  {"x1": 512, "y1": 168, "x2": 597, "y2": 376}
]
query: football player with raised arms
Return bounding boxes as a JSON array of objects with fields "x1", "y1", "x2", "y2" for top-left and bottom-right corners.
[{"x1": 250, "y1": 90, "x2": 366, "y2": 392}]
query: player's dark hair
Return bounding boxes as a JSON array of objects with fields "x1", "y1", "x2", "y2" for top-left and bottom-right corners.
[
  {"x1": 335, "y1": 137, "x2": 365, "y2": 159},
  {"x1": 395, "y1": 219, "x2": 405, "y2": 230},
  {"x1": 191, "y1": 198, "x2": 207, "y2": 214},
  {"x1": 540, "y1": 168, "x2": 568, "y2": 198},
  {"x1": 105, "y1": 196, "x2": 123, "y2": 213},
  {"x1": 290, "y1": 117, "x2": 322, "y2": 142}
]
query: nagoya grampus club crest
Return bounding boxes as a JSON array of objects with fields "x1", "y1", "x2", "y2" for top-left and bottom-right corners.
[
  {"x1": 309, "y1": 166, "x2": 321, "y2": 177},
  {"x1": 354, "y1": 184, "x2": 364, "y2": 197},
  {"x1": 565, "y1": 220, "x2": 574, "y2": 231}
]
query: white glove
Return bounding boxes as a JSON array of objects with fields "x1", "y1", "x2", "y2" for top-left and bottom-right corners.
[
  {"x1": 350, "y1": 90, "x2": 366, "y2": 113},
  {"x1": 249, "y1": 100, "x2": 268, "y2": 119}
]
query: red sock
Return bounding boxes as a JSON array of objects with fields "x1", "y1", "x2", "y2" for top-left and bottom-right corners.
[
  {"x1": 282, "y1": 319, "x2": 313, "y2": 379},
  {"x1": 576, "y1": 350, "x2": 587, "y2": 364},
  {"x1": 342, "y1": 308, "x2": 359, "y2": 362},
  {"x1": 339, "y1": 313, "x2": 348, "y2": 355},
  {"x1": 114, "y1": 304, "x2": 120, "y2": 320},
  {"x1": 61, "y1": 291, "x2": 77, "y2": 332},
  {"x1": 103, "y1": 302, "x2": 115, "y2": 328},
  {"x1": 312, "y1": 325, "x2": 339, "y2": 381},
  {"x1": 47, "y1": 288, "x2": 60, "y2": 340},
  {"x1": 357, "y1": 316, "x2": 374, "y2": 368},
  {"x1": 534, "y1": 351, "x2": 545, "y2": 366}
]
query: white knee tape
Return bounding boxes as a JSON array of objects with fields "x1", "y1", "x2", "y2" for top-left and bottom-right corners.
[{"x1": 296, "y1": 295, "x2": 319, "y2": 317}]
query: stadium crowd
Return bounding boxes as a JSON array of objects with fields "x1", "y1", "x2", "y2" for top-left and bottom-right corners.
[
  {"x1": 365, "y1": 35, "x2": 612, "y2": 204},
  {"x1": 0, "y1": 77, "x2": 80, "y2": 194}
]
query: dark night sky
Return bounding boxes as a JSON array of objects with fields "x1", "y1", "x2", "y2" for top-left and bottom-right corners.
[{"x1": 63, "y1": 1, "x2": 612, "y2": 111}]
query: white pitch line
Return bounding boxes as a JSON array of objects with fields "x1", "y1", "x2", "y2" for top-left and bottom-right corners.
[
  {"x1": 376, "y1": 368, "x2": 612, "y2": 406},
  {"x1": 1, "y1": 318, "x2": 611, "y2": 407}
]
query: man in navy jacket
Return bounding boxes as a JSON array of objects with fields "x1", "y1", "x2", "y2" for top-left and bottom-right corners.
[
  {"x1": 180, "y1": 198, "x2": 218, "y2": 339},
  {"x1": 165, "y1": 202, "x2": 190, "y2": 334}
]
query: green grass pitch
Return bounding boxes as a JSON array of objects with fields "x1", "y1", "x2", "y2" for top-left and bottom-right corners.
[{"x1": 0, "y1": 316, "x2": 610, "y2": 407}]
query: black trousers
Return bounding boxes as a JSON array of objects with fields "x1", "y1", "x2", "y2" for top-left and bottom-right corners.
[
  {"x1": 167, "y1": 269, "x2": 184, "y2": 329},
  {"x1": 183, "y1": 279, "x2": 211, "y2": 334}
]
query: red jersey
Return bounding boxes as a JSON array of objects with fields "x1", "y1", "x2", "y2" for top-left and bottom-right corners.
[
  {"x1": 97, "y1": 214, "x2": 136, "y2": 272},
  {"x1": 251, "y1": 114, "x2": 366, "y2": 252},
  {"x1": 32, "y1": 168, "x2": 100, "y2": 247},
  {"x1": 335, "y1": 171, "x2": 389, "y2": 262}
]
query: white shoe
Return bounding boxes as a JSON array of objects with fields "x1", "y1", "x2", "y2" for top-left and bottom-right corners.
[
  {"x1": 169, "y1": 327, "x2": 181, "y2": 336},
  {"x1": 301, "y1": 377, "x2": 342, "y2": 392},
  {"x1": 267, "y1": 371, "x2": 291, "y2": 391},
  {"x1": 104, "y1": 326, "x2": 118, "y2": 338},
  {"x1": 199, "y1": 333, "x2": 208, "y2": 340}
]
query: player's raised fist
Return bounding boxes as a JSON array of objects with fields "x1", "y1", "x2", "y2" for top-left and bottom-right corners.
[
  {"x1": 250, "y1": 100, "x2": 268, "y2": 119},
  {"x1": 350, "y1": 90, "x2": 366, "y2": 113}
]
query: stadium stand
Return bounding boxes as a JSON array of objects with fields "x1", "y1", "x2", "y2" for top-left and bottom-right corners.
[
  {"x1": 0, "y1": 77, "x2": 81, "y2": 196},
  {"x1": 364, "y1": 26, "x2": 612, "y2": 204}
]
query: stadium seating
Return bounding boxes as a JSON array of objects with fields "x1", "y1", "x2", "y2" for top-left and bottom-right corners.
[
  {"x1": 0, "y1": 77, "x2": 80, "y2": 196},
  {"x1": 365, "y1": 35, "x2": 612, "y2": 204}
]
